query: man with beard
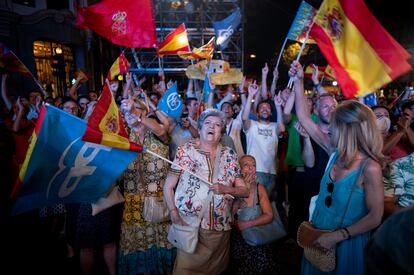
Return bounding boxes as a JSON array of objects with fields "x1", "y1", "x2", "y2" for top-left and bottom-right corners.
[{"x1": 242, "y1": 82, "x2": 285, "y2": 196}]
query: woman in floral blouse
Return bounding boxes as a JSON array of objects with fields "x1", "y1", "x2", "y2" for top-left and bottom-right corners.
[{"x1": 164, "y1": 108, "x2": 249, "y2": 275}]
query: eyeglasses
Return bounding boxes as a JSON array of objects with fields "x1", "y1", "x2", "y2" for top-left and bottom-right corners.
[{"x1": 325, "y1": 182, "x2": 334, "y2": 207}]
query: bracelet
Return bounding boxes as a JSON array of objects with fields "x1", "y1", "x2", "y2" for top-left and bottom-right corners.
[
  {"x1": 343, "y1": 227, "x2": 352, "y2": 240},
  {"x1": 339, "y1": 229, "x2": 348, "y2": 240},
  {"x1": 314, "y1": 82, "x2": 321, "y2": 89}
]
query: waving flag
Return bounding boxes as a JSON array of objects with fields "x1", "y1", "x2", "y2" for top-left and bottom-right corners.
[
  {"x1": 12, "y1": 105, "x2": 138, "y2": 215},
  {"x1": 0, "y1": 43, "x2": 33, "y2": 78},
  {"x1": 158, "y1": 24, "x2": 191, "y2": 57},
  {"x1": 82, "y1": 83, "x2": 142, "y2": 151},
  {"x1": 107, "y1": 52, "x2": 130, "y2": 80},
  {"x1": 157, "y1": 82, "x2": 183, "y2": 120},
  {"x1": 76, "y1": 0, "x2": 157, "y2": 48},
  {"x1": 178, "y1": 37, "x2": 215, "y2": 60},
  {"x1": 310, "y1": 0, "x2": 412, "y2": 98},
  {"x1": 213, "y1": 8, "x2": 241, "y2": 50},
  {"x1": 287, "y1": 1, "x2": 317, "y2": 43}
]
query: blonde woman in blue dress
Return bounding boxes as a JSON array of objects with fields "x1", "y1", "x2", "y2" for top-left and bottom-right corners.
[{"x1": 289, "y1": 61, "x2": 385, "y2": 275}]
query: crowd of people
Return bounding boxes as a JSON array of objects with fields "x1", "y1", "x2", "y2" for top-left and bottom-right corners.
[{"x1": 1, "y1": 59, "x2": 414, "y2": 275}]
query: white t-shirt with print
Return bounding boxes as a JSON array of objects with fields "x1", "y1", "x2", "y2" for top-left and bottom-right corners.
[{"x1": 245, "y1": 120, "x2": 278, "y2": 175}]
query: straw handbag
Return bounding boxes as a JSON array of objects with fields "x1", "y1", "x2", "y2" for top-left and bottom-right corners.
[{"x1": 297, "y1": 221, "x2": 335, "y2": 272}]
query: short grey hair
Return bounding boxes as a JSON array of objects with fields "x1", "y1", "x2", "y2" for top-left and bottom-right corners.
[{"x1": 197, "y1": 108, "x2": 226, "y2": 133}]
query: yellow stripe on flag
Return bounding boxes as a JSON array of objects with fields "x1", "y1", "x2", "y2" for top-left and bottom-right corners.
[
  {"x1": 97, "y1": 96, "x2": 130, "y2": 150},
  {"x1": 159, "y1": 32, "x2": 189, "y2": 53},
  {"x1": 18, "y1": 131, "x2": 37, "y2": 182}
]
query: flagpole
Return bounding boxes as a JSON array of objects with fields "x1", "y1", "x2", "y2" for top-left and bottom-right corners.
[
  {"x1": 275, "y1": 37, "x2": 288, "y2": 71},
  {"x1": 288, "y1": 1, "x2": 324, "y2": 88},
  {"x1": 144, "y1": 147, "x2": 235, "y2": 199},
  {"x1": 33, "y1": 77, "x2": 48, "y2": 97}
]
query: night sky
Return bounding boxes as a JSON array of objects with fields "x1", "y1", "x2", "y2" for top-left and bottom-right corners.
[{"x1": 243, "y1": 0, "x2": 414, "y2": 84}]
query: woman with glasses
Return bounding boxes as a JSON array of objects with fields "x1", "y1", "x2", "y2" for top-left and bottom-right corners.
[
  {"x1": 289, "y1": 61, "x2": 385, "y2": 275},
  {"x1": 164, "y1": 108, "x2": 249, "y2": 275}
]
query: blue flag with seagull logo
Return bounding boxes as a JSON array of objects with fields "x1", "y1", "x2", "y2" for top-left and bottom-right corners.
[
  {"x1": 12, "y1": 105, "x2": 137, "y2": 215},
  {"x1": 157, "y1": 82, "x2": 184, "y2": 121},
  {"x1": 213, "y1": 8, "x2": 241, "y2": 50}
]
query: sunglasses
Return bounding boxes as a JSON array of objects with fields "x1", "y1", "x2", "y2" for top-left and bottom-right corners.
[{"x1": 325, "y1": 182, "x2": 334, "y2": 207}]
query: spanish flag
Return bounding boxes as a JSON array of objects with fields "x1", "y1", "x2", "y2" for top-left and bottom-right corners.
[
  {"x1": 178, "y1": 37, "x2": 215, "y2": 60},
  {"x1": 82, "y1": 83, "x2": 142, "y2": 152},
  {"x1": 107, "y1": 51, "x2": 130, "y2": 80},
  {"x1": 310, "y1": 0, "x2": 411, "y2": 98},
  {"x1": 10, "y1": 105, "x2": 46, "y2": 199},
  {"x1": 158, "y1": 24, "x2": 191, "y2": 57}
]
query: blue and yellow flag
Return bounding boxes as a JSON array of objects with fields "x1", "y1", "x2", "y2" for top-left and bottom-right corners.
[
  {"x1": 287, "y1": 1, "x2": 317, "y2": 43},
  {"x1": 12, "y1": 105, "x2": 138, "y2": 215},
  {"x1": 157, "y1": 82, "x2": 183, "y2": 121}
]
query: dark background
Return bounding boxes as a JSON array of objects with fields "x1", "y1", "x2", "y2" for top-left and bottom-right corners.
[{"x1": 243, "y1": 0, "x2": 414, "y2": 85}]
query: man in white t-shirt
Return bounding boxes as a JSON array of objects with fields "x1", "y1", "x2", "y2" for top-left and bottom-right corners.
[{"x1": 242, "y1": 82, "x2": 285, "y2": 195}]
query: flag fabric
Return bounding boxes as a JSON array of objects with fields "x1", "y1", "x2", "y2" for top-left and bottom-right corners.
[
  {"x1": 310, "y1": 0, "x2": 412, "y2": 98},
  {"x1": 107, "y1": 52, "x2": 130, "y2": 80},
  {"x1": 363, "y1": 92, "x2": 377, "y2": 107},
  {"x1": 75, "y1": 0, "x2": 157, "y2": 48},
  {"x1": 178, "y1": 37, "x2": 215, "y2": 60},
  {"x1": 198, "y1": 74, "x2": 216, "y2": 114},
  {"x1": 157, "y1": 82, "x2": 183, "y2": 121},
  {"x1": 287, "y1": 1, "x2": 317, "y2": 43},
  {"x1": 82, "y1": 83, "x2": 142, "y2": 151},
  {"x1": 0, "y1": 43, "x2": 33, "y2": 78},
  {"x1": 213, "y1": 8, "x2": 241, "y2": 50},
  {"x1": 158, "y1": 24, "x2": 191, "y2": 57},
  {"x1": 12, "y1": 105, "x2": 138, "y2": 215}
]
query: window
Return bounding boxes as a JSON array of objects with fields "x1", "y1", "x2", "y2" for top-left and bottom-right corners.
[{"x1": 33, "y1": 41, "x2": 75, "y2": 97}]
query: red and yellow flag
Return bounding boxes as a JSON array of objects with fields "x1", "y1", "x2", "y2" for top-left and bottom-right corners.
[
  {"x1": 82, "y1": 83, "x2": 142, "y2": 152},
  {"x1": 107, "y1": 52, "x2": 130, "y2": 80},
  {"x1": 178, "y1": 37, "x2": 215, "y2": 60},
  {"x1": 310, "y1": 0, "x2": 411, "y2": 98},
  {"x1": 10, "y1": 105, "x2": 46, "y2": 199},
  {"x1": 158, "y1": 24, "x2": 191, "y2": 56}
]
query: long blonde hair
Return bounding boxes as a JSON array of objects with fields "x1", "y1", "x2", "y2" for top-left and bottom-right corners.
[{"x1": 330, "y1": 100, "x2": 385, "y2": 168}]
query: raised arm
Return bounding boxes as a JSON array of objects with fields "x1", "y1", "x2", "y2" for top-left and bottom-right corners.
[
  {"x1": 290, "y1": 61, "x2": 331, "y2": 153},
  {"x1": 294, "y1": 121, "x2": 315, "y2": 168},
  {"x1": 282, "y1": 88, "x2": 295, "y2": 124},
  {"x1": 68, "y1": 74, "x2": 85, "y2": 100},
  {"x1": 158, "y1": 70, "x2": 166, "y2": 95},
  {"x1": 273, "y1": 92, "x2": 285, "y2": 135},
  {"x1": 260, "y1": 63, "x2": 269, "y2": 100},
  {"x1": 270, "y1": 67, "x2": 279, "y2": 98},
  {"x1": 242, "y1": 82, "x2": 259, "y2": 131},
  {"x1": 311, "y1": 64, "x2": 328, "y2": 95}
]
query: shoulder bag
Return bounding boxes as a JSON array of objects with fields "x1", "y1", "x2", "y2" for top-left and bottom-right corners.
[{"x1": 241, "y1": 184, "x2": 287, "y2": 246}]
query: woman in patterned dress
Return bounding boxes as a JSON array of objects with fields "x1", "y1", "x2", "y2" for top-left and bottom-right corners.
[
  {"x1": 118, "y1": 98, "x2": 175, "y2": 274},
  {"x1": 164, "y1": 108, "x2": 249, "y2": 275}
]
